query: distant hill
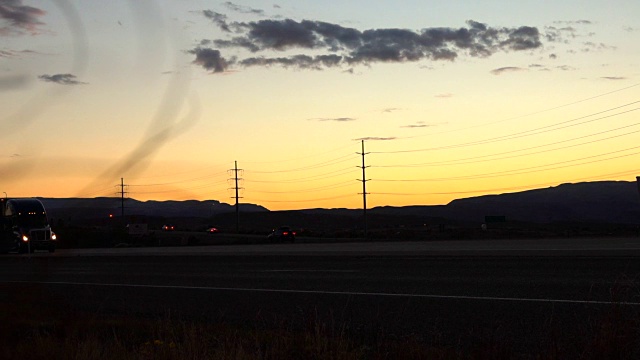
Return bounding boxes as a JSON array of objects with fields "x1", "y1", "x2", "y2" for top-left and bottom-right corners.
[
  {"x1": 369, "y1": 181, "x2": 640, "y2": 225},
  {"x1": 37, "y1": 181, "x2": 640, "y2": 229},
  {"x1": 40, "y1": 197, "x2": 267, "y2": 222}
]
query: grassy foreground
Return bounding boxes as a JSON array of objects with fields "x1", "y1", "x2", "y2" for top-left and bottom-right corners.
[
  {"x1": 1, "y1": 283, "x2": 639, "y2": 359},
  {"x1": 1, "y1": 304, "x2": 639, "y2": 360}
]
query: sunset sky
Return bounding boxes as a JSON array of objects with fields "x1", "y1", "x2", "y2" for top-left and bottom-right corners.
[{"x1": 1, "y1": 0, "x2": 639, "y2": 210}]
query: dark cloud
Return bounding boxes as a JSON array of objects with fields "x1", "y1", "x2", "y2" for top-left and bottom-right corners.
[
  {"x1": 240, "y1": 54, "x2": 342, "y2": 69},
  {"x1": 500, "y1": 26, "x2": 541, "y2": 50},
  {"x1": 38, "y1": 73, "x2": 86, "y2": 85},
  {"x1": 193, "y1": 17, "x2": 544, "y2": 71},
  {"x1": 490, "y1": 66, "x2": 527, "y2": 75},
  {"x1": 223, "y1": 2, "x2": 264, "y2": 16},
  {"x1": 601, "y1": 76, "x2": 626, "y2": 80},
  {"x1": 214, "y1": 37, "x2": 260, "y2": 52},
  {"x1": 188, "y1": 47, "x2": 232, "y2": 73},
  {"x1": 0, "y1": 0, "x2": 46, "y2": 35},
  {"x1": 549, "y1": 53, "x2": 557, "y2": 59}
]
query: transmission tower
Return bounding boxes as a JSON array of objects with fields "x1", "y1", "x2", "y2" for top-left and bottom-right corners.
[
  {"x1": 229, "y1": 161, "x2": 244, "y2": 233},
  {"x1": 118, "y1": 177, "x2": 128, "y2": 224},
  {"x1": 357, "y1": 140, "x2": 370, "y2": 239}
]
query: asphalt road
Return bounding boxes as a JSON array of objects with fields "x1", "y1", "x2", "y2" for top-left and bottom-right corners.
[{"x1": 2, "y1": 237, "x2": 640, "y2": 353}]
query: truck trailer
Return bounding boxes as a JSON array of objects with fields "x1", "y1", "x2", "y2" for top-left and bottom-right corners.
[{"x1": 0, "y1": 198, "x2": 57, "y2": 253}]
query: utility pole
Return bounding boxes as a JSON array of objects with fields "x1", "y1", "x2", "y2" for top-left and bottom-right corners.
[
  {"x1": 119, "y1": 178, "x2": 127, "y2": 224},
  {"x1": 229, "y1": 161, "x2": 243, "y2": 233},
  {"x1": 357, "y1": 140, "x2": 370, "y2": 240}
]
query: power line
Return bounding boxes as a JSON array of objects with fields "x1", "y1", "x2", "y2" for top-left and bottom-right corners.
[
  {"x1": 244, "y1": 167, "x2": 355, "y2": 183},
  {"x1": 396, "y1": 83, "x2": 640, "y2": 141},
  {"x1": 373, "y1": 102, "x2": 639, "y2": 154},
  {"x1": 374, "y1": 124, "x2": 640, "y2": 168},
  {"x1": 248, "y1": 180, "x2": 355, "y2": 194},
  {"x1": 373, "y1": 168, "x2": 640, "y2": 197},
  {"x1": 375, "y1": 146, "x2": 640, "y2": 182},
  {"x1": 249, "y1": 193, "x2": 354, "y2": 203},
  {"x1": 246, "y1": 153, "x2": 354, "y2": 174},
  {"x1": 241, "y1": 143, "x2": 355, "y2": 165}
]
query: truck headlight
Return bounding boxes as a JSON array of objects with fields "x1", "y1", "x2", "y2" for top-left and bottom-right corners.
[
  {"x1": 51, "y1": 232, "x2": 57, "y2": 240},
  {"x1": 22, "y1": 235, "x2": 29, "y2": 242}
]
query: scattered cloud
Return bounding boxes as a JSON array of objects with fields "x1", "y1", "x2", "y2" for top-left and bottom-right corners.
[
  {"x1": 556, "y1": 65, "x2": 575, "y2": 71},
  {"x1": 188, "y1": 47, "x2": 232, "y2": 73},
  {"x1": 38, "y1": 73, "x2": 87, "y2": 85},
  {"x1": 434, "y1": 93, "x2": 453, "y2": 98},
  {"x1": 312, "y1": 117, "x2": 356, "y2": 122},
  {"x1": 202, "y1": 10, "x2": 231, "y2": 32},
  {"x1": 401, "y1": 121, "x2": 437, "y2": 128},
  {"x1": 544, "y1": 20, "x2": 596, "y2": 44},
  {"x1": 553, "y1": 20, "x2": 593, "y2": 25},
  {"x1": 490, "y1": 66, "x2": 527, "y2": 75},
  {"x1": 0, "y1": 48, "x2": 45, "y2": 58},
  {"x1": 601, "y1": 76, "x2": 626, "y2": 80},
  {"x1": 223, "y1": 2, "x2": 265, "y2": 16},
  {"x1": 354, "y1": 136, "x2": 397, "y2": 141},
  {"x1": 381, "y1": 107, "x2": 400, "y2": 113},
  {"x1": 0, "y1": 0, "x2": 46, "y2": 36},
  {"x1": 193, "y1": 16, "x2": 544, "y2": 72},
  {"x1": 582, "y1": 41, "x2": 616, "y2": 52},
  {"x1": 549, "y1": 53, "x2": 557, "y2": 59},
  {"x1": 623, "y1": 26, "x2": 635, "y2": 32}
]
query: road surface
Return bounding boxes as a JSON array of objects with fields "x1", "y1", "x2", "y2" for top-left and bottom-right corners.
[{"x1": 2, "y1": 237, "x2": 640, "y2": 353}]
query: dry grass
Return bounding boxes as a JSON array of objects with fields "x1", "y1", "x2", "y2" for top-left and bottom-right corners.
[{"x1": 1, "y1": 285, "x2": 639, "y2": 359}]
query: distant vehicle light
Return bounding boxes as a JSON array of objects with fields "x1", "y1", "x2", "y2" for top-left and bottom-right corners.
[{"x1": 22, "y1": 235, "x2": 29, "y2": 242}]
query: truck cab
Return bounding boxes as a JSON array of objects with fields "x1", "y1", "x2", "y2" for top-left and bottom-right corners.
[{"x1": 0, "y1": 198, "x2": 56, "y2": 253}]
